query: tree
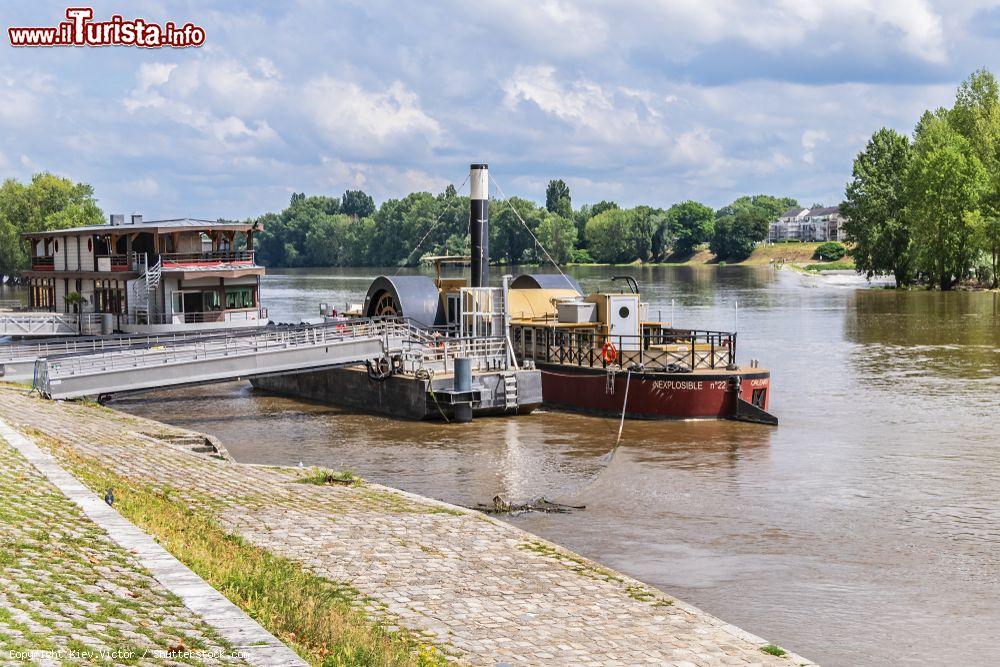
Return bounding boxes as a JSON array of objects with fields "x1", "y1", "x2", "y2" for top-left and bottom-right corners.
[
  {"x1": 492, "y1": 197, "x2": 543, "y2": 263},
  {"x1": 710, "y1": 208, "x2": 770, "y2": 260},
  {"x1": 545, "y1": 179, "x2": 572, "y2": 218},
  {"x1": 841, "y1": 128, "x2": 914, "y2": 286},
  {"x1": 665, "y1": 200, "x2": 714, "y2": 256},
  {"x1": 585, "y1": 208, "x2": 638, "y2": 263},
  {"x1": 716, "y1": 195, "x2": 797, "y2": 221},
  {"x1": 0, "y1": 173, "x2": 103, "y2": 276},
  {"x1": 341, "y1": 189, "x2": 375, "y2": 219},
  {"x1": 950, "y1": 68, "x2": 1000, "y2": 217},
  {"x1": 905, "y1": 112, "x2": 988, "y2": 290},
  {"x1": 536, "y1": 212, "x2": 577, "y2": 264}
]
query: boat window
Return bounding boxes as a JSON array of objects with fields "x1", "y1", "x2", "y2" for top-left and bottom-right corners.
[
  {"x1": 225, "y1": 287, "x2": 254, "y2": 309},
  {"x1": 203, "y1": 291, "x2": 221, "y2": 310},
  {"x1": 619, "y1": 306, "x2": 630, "y2": 318}
]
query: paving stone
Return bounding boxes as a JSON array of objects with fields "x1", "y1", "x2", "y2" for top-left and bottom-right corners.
[{"x1": 0, "y1": 389, "x2": 815, "y2": 667}]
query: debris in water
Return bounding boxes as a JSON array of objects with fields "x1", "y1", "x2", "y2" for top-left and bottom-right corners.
[{"x1": 474, "y1": 495, "x2": 585, "y2": 516}]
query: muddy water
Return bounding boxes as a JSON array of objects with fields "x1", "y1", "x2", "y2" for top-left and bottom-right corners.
[{"x1": 114, "y1": 266, "x2": 1000, "y2": 666}]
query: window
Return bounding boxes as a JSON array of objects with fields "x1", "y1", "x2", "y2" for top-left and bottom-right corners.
[
  {"x1": 203, "y1": 291, "x2": 221, "y2": 310},
  {"x1": 225, "y1": 288, "x2": 254, "y2": 309}
]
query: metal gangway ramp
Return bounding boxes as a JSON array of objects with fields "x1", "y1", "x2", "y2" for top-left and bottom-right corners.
[
  {"x1": 33, "y1": 318, "x2": 413, "y2": 400},
  {"x1": 2, "y1": 327, "x2": 274, "y2": 383}
]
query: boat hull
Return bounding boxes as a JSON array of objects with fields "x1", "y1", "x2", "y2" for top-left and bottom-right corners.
[{"x1": 537, "y1": 364, "x2": 771, "y2": 421}]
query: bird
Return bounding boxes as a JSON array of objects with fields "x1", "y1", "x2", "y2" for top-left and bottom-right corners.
[{"x1": 104, "y1": 489, "x2": 115, "y2": 506}]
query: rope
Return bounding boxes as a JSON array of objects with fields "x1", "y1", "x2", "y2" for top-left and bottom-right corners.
[
  {"x1": 488, "y1": 174, "x2": 578, "y2": 292},
  {"x1": 395, "y1": 171, "x2": 472, "y2": 275}
]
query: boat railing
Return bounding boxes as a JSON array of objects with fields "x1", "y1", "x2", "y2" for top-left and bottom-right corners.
[
  {"x1": 401, "y1": 335, "x2": 509, "y2": 373},
  {"x1": 512, "y1": 325, "x2": 736, "y2": 371}
]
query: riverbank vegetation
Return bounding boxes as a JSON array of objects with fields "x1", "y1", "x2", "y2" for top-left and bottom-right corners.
[
  {"x1": 844, "y1": 68, "x2": 1000, "y2": 290},
  {"x1": 252, "y1": 184, "x2": 798, "y2": 268}
]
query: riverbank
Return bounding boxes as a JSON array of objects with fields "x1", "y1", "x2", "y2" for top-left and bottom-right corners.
[{"x1": 0, "y1": 388, "x2": 813, "y2": 666}]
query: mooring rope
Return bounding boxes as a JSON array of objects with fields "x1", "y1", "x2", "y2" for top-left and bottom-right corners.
[{"x1": 488, "y1": 174, "x2": 578, "y2": 292}]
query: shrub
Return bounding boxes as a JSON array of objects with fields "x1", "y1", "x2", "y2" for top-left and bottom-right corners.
[{"x1": 814, "y1": 241, "x2": 846, "y2": 261}]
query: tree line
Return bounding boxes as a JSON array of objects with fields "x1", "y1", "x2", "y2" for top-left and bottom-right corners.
[
  {"x1": 252, "y1": 183, "x2": 797, "y2": 268},
  {"x1": 843, "y1": 68, "x2": 1000, "y2": 289}
]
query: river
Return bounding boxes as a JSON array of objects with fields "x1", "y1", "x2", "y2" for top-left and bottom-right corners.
[{"x1": 110, "y1": 265, "x2": 999, "y2": 666}]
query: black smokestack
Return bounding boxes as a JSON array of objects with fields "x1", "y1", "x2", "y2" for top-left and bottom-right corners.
[{"x1": 469, "y1": 163, "x2": 489, "y2": 288}]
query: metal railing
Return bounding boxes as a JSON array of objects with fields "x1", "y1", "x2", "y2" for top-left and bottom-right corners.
[
  {"x1": 512, "y1": 325, "x2": 736, "y2": 372},
  {"x1": 158, "y1": 251, "x2": 255, "y2": 264},
  {"x1": 37, "y1": 317, "x2": 414, "y2": 382},
  {"x1": 401, "y1": 336, "x2": 509, "y2": 373},
  {"x1": 121, "y1": 308, "x2": 268, "y2": 326}
]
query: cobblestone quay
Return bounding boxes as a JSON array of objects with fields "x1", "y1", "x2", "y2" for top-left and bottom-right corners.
[{"x1": 0, "y1": 388, "x2": 814, "y2": 666}]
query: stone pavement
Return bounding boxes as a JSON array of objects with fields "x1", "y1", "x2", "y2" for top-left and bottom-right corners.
[
  {"x1": 0, "y1": 418, "x2": 251, "y2": 666},
  {"x1": 0, "y1": 388, "x2": 814, "y2": 666}
]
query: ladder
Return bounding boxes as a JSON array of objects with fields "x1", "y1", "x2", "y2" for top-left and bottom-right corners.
[{"x1": 502, "y1": 373, "x2": 518, "y2": 409}]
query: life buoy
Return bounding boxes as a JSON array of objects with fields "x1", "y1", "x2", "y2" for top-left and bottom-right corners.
[{"x1": 601, "y1": 341, "x2": 618, "y2": 364}]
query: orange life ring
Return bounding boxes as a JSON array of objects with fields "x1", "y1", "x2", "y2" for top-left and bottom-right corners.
[{"x1": 601, "y1": 341, "x2": 618, "y2": 364}]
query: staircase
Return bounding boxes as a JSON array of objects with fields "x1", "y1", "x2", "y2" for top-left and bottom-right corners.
[{"x1": 130, "y1": 254, "x2": 162, "y2": 322}]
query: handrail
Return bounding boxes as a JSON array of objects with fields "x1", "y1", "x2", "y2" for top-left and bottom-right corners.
[
  {"x1": 511, "y1": 324, "x2": 737, "y2": 372},
  {"x1": 159, "y1": 251, "x2": 255, "y2": 264}
]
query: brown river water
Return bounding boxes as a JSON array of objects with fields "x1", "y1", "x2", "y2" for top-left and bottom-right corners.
[{"x1": 107, "y1": 265, "x2": 999, "y2": 666}]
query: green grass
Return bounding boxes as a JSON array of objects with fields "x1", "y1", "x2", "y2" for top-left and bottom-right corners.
[
  {"x1": 297, "y1": 468, "x2": 364, "y2": 487},
  {"x1": 803, "y1": 261, "x2": 855, "y2": 272},
  {"x1": 761, "y1": 643, "x2": 788, "y2": 657},
  {"x1": 42, "y1": 441, "x2": 449, "y2": 667}
]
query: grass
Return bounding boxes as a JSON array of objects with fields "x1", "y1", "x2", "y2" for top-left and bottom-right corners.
[
  {"x1": 761, "y1": 644, "x2": 788, "y2": 657},
  {"x1": 46, "y1": 443, "x2": 449, "y2": 667},
  {"x1": 802, "y1": 261, "x2": 855, "y2": 272},
  {"x1": 298, "y1": 468, "x2": 364, "y2": 487}
]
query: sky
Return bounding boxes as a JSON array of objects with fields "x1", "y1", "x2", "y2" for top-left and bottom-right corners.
[{"x1": 2, "y1": 0, "x2": 999, "y2": 220}]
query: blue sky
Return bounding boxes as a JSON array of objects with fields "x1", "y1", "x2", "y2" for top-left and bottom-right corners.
[{"x1": 1, "y1": 1, "x2": 997, "y2": 219}]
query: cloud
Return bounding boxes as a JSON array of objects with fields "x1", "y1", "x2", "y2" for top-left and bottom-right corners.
[
  {"x1": 302, "y1": 78, "x2": 442, "y2": 157},
  {"x1": 0, "y1": 0, "x2": 986, "y2": 220},
  {"x1": 802, "y1": 129, "x2": 831, "y2": 164}
]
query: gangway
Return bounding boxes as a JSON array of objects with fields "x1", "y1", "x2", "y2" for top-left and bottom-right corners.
[
  {"x1": 33, "y1": 318, "x2": 414, "y2": 400},
  {"x1": 1, "y1": 326, "x2": 279, "y2": 383}
]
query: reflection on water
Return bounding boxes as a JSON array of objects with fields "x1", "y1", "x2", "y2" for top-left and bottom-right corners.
[{"x1": 114, "y1": 266, "x2": 1000, "y2": 667}]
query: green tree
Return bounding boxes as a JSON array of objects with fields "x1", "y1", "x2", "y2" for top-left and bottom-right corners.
[
  {"x1": 841, "y1": 128, "x2": 914, "y2": 285},
  {"x1": 716, "y1": 195, "x2": 797, "y2": 221},
  {"x1": 536, "y1": 212, "x2": 577, "y2": 264},
  {"x1": 492, "y1": 197, "x2": 543, "y2": 264},
  {"x1": 665, "y1": 200, "x2": 715, "y2": 255},
  {"x1": 950, "y1": 68, "x2": 1000, "y2": 216},
  {"x1": 710, "y1": 208, "x2": 770, "y2": 260},
  {"x1": 0, "y1": 173, "x2": 103, "y2": 276},
  {"x1": 585, "y1": 208, "x2": 638, "y2": 263},
  {"x1": 905, "y1": 112, "x2": 989, "y2": 290},
  {"x1": 545, "y1": 179, "x2": 572, "y2": 218},
  {"x1": 340, "y1": 190, "x2": 374, "y2": 218}
]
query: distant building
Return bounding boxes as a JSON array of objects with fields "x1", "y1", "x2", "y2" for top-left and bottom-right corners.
[{"x1": 768, "y1": 205, "x2": 846, "y2": 242}]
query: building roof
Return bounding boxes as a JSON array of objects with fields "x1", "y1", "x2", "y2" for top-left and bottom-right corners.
[
  {"x1": 22, "y1": 217, "x2": 258, "y2": 239},
  {"x1": 780, "y1": 207, "x2": 809, "y2": 218},
  {"x1": 807, "y1": 206, "x2": 840, "y2": 217}
]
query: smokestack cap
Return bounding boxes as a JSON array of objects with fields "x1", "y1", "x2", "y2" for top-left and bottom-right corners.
[{"x1": 470, "y1": 163, "x2": 488, "y2": 170}]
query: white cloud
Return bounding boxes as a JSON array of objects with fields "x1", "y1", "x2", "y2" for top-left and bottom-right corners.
[
  {"x1": 502, "y1": 65, "x2": 671, "y2": 146},
  {"x1": 802, "y1": 129, "x2": 831, "y2": 164},
  {"x1": 302, "y1": 78, "x2": 442, "y2": 156}
]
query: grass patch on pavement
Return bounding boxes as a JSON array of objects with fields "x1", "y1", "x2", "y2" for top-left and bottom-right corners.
[
  {"x1": 761, "y1": 643, "x2": 788, "y2": 657},
  {"x1": 297, "y1": 468, "x2": 364, "y2": 487},
  {"x1": 46, "y1": 444, "x2": 448, "y2": 667}
]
